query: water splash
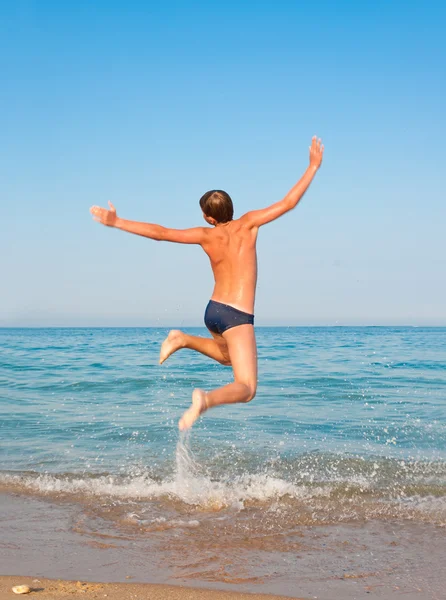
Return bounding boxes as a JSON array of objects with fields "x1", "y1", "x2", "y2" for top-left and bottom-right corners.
[
  {"x1": 174, "y1": 430, "x2": 203, "y2": 501},
  {"x1": 175, "y1": 431, "x2": 200, "y2": 481}
]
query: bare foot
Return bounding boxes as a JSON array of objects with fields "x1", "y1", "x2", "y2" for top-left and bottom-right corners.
[
  {"x1": 159, "y1": 330, "x2": 185, "y2": 365},
  {"x1": 179, "y1": 389, "x2": 208, "y2": 431}
]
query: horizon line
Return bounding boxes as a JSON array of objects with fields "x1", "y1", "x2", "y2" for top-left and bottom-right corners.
[{"x1": 1, "y1": 324, "x2": 445, "y2": 329}]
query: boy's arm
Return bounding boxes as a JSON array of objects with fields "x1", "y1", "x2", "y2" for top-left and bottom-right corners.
[
  {"x1": 90, "y1": 202, "x2": 206, "y2": 244},
  {"x1": 241, "y1": 136, "x2": 324, "y2": 228}
]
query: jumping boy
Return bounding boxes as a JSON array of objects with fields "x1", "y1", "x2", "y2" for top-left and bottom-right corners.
[{"x1": 90, "y1": 136, "x2": 324, "y2": 430}]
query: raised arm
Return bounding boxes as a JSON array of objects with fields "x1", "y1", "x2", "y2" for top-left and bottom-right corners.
[
  {"x1": 90, "y1": 202, "x2": 206, "y2": 244},
  {"x1": 241, "y1": 136, "x2": 324, "y2": 228}
]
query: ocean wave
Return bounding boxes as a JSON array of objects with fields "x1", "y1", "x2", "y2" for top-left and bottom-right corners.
[{"x1": 1, "y1": 439, "x2": 446, "y2": 525}]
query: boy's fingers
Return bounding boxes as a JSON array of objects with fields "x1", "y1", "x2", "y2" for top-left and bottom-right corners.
[{"x1": 108, "y1": 201, "x2": 115, "y2": 211}]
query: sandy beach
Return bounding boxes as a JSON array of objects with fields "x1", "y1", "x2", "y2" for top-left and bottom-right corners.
[{"x1": 0, "y1": 577, "x2": 298, "y2": 600}]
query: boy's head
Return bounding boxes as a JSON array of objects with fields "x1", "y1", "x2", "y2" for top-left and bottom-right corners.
[{"x1": 199, "y1": 190, "x2": 234, "y2": 225}]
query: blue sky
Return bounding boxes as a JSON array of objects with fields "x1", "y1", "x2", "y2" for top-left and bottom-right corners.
[{"x1": 1, "y1": 0, "x2": 445, "y2": 326}]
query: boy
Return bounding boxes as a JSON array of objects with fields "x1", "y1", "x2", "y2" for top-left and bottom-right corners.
[{"x1": 90, "y1": 136, "x2": 324, "y2": 430}]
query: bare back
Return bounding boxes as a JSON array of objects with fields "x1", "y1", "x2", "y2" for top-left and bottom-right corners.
[{"x1": 201, "y1": 219, "x2": 258, "y2": 314}]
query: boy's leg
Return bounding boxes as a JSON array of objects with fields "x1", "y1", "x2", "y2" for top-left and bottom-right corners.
[
  {"x1": 159, "y1": 330, "x2": 230, "y2": 365},
  {"x1": 179, "y1": 324, "x2": 257, "y2": 430}
]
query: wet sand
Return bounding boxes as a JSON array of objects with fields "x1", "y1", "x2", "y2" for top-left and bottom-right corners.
[
  {"x1": 2, "y1": 492, "x2": 446, "y2": 599},
  {"x1": 0, "y1": 577, "x2": 298, "y2": 600}
]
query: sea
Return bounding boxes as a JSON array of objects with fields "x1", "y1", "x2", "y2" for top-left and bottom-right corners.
[{"x1": 1, "y1": 326, "x2": 446, "y2": 599}]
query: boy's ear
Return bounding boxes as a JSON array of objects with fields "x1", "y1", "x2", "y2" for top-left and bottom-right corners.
[{"x1": 203, "y1": 213, "x2": 217, "y2": 226}]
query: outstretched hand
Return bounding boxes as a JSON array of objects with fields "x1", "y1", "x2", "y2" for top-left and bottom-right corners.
[
  {"x1": 90, "y1": 201, "x2": 118, "y2": 227},
  {"x1": 309, "y1": 136, "x2": 324, "y2": 170}
]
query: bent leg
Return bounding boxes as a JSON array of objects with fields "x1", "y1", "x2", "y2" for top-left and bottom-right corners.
[
  {"x1": 159, "y1": 330, "x2": 230, "y2": 365},
  {"x1": 179, "y1": 325, "x2": 257, "y2": 430},
  {"x1": 207, "y1": 324, "x2": 257, "y2": 406}
]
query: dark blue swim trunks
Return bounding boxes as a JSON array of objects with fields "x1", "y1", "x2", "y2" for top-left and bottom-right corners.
[{"x1": 204, "y1": 300, "x2": 254, "y2": 335}]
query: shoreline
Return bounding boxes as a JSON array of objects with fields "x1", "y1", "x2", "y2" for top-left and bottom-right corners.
[
  {"x1": 2, "y1": 491, "x2": 446, "y2": 599},
  {"x1": 0, "y1": 577, "x2": 298, "y2": 600}
]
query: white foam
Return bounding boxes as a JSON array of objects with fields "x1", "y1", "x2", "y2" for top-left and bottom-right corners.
[
  {"x1": 1, "y1": 439, "x2": 445, "y2": 519},
  {"x1": 0, "y1": 445, "x2": 321, "y2": 511}
]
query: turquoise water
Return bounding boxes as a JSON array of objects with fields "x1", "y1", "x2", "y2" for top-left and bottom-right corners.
[{"x1": 1, "y1": 326, "x2": 446, "y2": 527}]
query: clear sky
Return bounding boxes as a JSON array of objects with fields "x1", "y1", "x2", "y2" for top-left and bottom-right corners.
[{"x1": 1, "y1": 0, "x2": 445, "y2": 326}]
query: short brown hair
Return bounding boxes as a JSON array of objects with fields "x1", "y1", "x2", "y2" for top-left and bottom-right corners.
[{"x1": 199, "y1": 190, "x2": 234, "y2": 223}]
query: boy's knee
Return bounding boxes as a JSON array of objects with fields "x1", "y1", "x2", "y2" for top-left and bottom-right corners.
[
  {"x1": 220, "y1": 357, "x2": 232, "y2": 367},
  {"x1": 244, "y1": 384, "x2": 257, "y2": 402}
]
